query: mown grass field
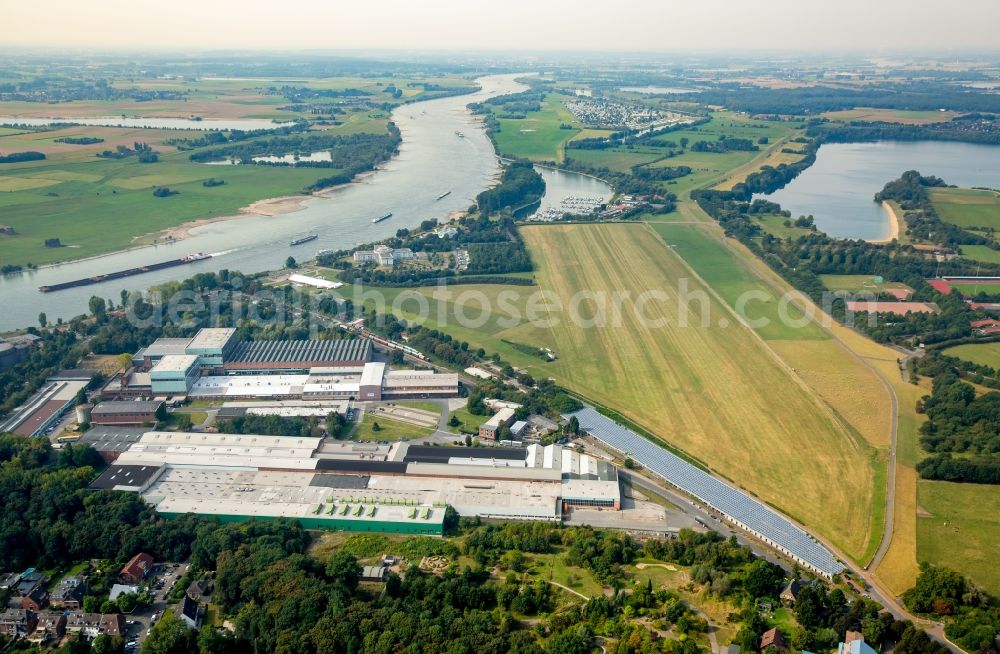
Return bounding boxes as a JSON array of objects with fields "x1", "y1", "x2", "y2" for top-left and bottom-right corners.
[
  {"x1": 942, "y1": 342, "x2": 1000, "y2": 369},
  {"x1": 519, "y1": 223, "x2": 878, "y2": 561},
  {"x1": 494, "y1": 94, "x2": 580, "y2": 162},
  {"x1": 958, "y1": 244, "x2": 1000, "y2": 264},
  {"x1": 917, "y1": 481, "x2": 1000, "y2": 596},
  {"x1": 350, "y1": 413, "x2": 436, "y2": 442},
  {"x1": 950, "y1": 282, "x2": 1000, "y2": 295},
  {"x1": 752, "y1": 214, "x2": 815, "y2": 240},
  {"x1": 930, "y1": 187, "x2": 1000, "y2": 230},
  {"x1": 819, "y1": 274, "x2": 913, "y2": 295}
]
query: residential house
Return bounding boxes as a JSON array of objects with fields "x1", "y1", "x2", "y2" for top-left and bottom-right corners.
[
  {"x1": 21, "y1": 587, "x2": 47, "y2": 612},
  {"x1": 186, "y1": 579, "x2": 214, "y2": 603},
  {"x1": 50, "y1": 575, "x2": 87, "y2": 609},
  {"x1": 64, "y1": 612, "x2": 126, "y2": 639},
  {"x1": 780, "y1": 578, "x2": 808, "y2": 605},
  {"x1": 760, "y1": 627, "x2": 787, "y2": 652},
  {"x1": 14, "y1": 568, "x2": 45, "y2": 596},
  {"x1": 119, "y1": 552, "x2": 154, "y2": 584},
  {"x1": 27, "y1": 612, "x2": 66, "y2": 644},
  {"x1": 179, "y1": 594, "x2": 202, "y2": 629},
  {"x1": 837, "y1": 632, "x2": 877, "y2": 654},
  {"x1": 0, "y1": 608, "x2": 36, "y2": 638}
]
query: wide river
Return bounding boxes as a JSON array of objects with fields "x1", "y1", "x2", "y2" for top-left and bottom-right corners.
[
  {"x1": 0, "y1": 74, "x2": 612, "y2": 330},
  {"x1": 762, "y1": 140, "x2": 1000, "y2": 240}
]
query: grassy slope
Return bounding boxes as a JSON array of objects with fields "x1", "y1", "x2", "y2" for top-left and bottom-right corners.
[{"x1": 520, "y1": 223, "x2": 877, "y2": 561}]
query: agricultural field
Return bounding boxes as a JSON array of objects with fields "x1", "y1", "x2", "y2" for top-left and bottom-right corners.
[
  {"x1": 520, "y1": 223, "x2": 879, "y2": 561},
  {"x1": 820, "y1": 108, "x2": 961, "y2": 125},
  {"x1": 930, "y1": 187, "x2": 1000, "y2": 230},
  {"x1": 942, "y1": 342, "x2": 1000, "y2": 369},
  {"x1": 494, "y1": 94, "x2": 581, "y2": 162},
  {"x1": 917, "y1": 481, "x2": 1000, "y2": 596}
]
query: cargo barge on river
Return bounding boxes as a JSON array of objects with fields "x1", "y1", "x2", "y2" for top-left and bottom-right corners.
[{"x1": 38, "y1": 253, "x2": 212, "y2": 293}]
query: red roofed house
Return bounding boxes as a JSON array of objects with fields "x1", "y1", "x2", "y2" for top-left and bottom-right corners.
[
  {"x1": 119, "y1": 553, "x2": 154, "y2": 584},
  {"x1": 971, "y1": 319, "x2": 1000, "y2": 335},
  {"x1": 760, "y1": 627, "x2": 787, "y2": 652}
]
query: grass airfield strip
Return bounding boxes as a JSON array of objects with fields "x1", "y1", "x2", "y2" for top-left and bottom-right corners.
[{"x1": 519, "y1": 223, "x2": 877, "y2": 562}]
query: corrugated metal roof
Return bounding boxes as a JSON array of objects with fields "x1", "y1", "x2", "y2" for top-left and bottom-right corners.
[{"x1": 228, "y1": 339, "x2": 370, "y2": 365}]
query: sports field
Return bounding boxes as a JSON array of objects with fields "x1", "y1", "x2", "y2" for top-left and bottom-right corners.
[
  {"x1": 520, "y1": 223, "x2": 879, "y2": 561},
  {"x1": 942, "y1": 342, "x2": 1000, "y2": 369},
  {"x1": 930, "y1": 187, "x2": 1000, "y2": 230},
  {"x1": 917, "y1": 481, "x2": 1000, "y2": 596},
  {"x1": 494, "y1": 94, "x2": 580, "y2": 162}
]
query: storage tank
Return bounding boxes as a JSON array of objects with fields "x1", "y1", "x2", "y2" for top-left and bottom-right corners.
[{"x1": 75, "y1": 403, "x2": 93, "y2": 424}]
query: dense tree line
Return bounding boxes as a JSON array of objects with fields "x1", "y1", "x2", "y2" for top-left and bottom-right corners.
[
  {"x1": 0, "y1": 150, "x2": 45, "y2": 163},
  {"x1": 691, "y1": 83, "x2": 1000, "y2": 115},
  {"x1": 476, "y1": 160, "x2": 546, "y2": 214},
  {"x1": 165, "y1": 121, "x2": 309, "y2": 150},
  {"x1": 0, "y1": 435, "x2": 204, "y2": 570},
  {"x1": 690, "y1": 137, "x2": 758, "y2": 153},
  {"x1": 811, "y1": 117, "x2": 1000, "y2": 146},
  {"x1": 217, "y1": 413, "x2": 321, "y2": 437}
]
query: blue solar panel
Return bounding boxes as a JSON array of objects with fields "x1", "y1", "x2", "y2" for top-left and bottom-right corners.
[{"x1": 566, "y1": 407, "x2": 842, "y2": 576}]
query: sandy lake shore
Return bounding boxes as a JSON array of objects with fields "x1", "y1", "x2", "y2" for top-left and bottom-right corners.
[{"x1": 867, "y1": 201, "x2": 901, "y2": 244}]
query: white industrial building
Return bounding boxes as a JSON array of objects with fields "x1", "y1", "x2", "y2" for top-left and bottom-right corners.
[{"x1": 90, "y1": 434, "x2": 622, "y2": 533}]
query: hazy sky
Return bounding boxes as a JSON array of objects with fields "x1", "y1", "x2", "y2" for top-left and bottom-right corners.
[{"x1": 4, "y1": 0, "x2": 1000, "y2": 53}]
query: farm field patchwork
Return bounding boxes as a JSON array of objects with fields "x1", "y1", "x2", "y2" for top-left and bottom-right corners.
[{"x1": 520, "y1": 223, "x2": 878, "y2": 561}]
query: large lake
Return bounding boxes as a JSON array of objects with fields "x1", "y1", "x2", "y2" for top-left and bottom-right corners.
[
  {"x1": 0, "y1": 74, "x2": 612, "y2": 330},
  {"x1": 761, "y1": 141, "x2": 1000, "y2": 240},
  {"x1": 0, "y1": 116, "x2": 294, "y2": 131}
]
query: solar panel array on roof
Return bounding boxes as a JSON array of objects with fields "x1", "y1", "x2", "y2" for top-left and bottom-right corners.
[
  {"x1": 227, "y1": 339, "x2": 371, "y2": 365},
  {"x1": 566, "y1": 407, "x2": 842, "y2": 577}
]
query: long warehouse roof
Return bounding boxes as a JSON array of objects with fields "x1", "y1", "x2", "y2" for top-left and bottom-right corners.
[
  {"x1": 566, "y1": 407, "x2": 843, "y2": 576},
  {"x1": 227, "y1": 339, "x2": 371, "y2": 364}
]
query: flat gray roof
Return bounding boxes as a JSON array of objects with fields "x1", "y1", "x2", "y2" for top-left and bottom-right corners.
[
  {"x1": 92, "y1": 400, "x2": 162, "y2": 415},
  {"x1": 187, "y1": 328, "x2": 237, "y2": 351},
  {"x1": 151, "y1": 354, "x2": 199, "y2": 374}
]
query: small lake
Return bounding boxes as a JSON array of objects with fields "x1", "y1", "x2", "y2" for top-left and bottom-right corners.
[
  {"x1": 760, "y1": 141, "x2": 1000, "y2": 240},
  {"x1": 0, "y1": 116, "x2": 294, "y2": 131},
  {"x1": 619, "y1": 86, "x2": 698, "y2": 95}
]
